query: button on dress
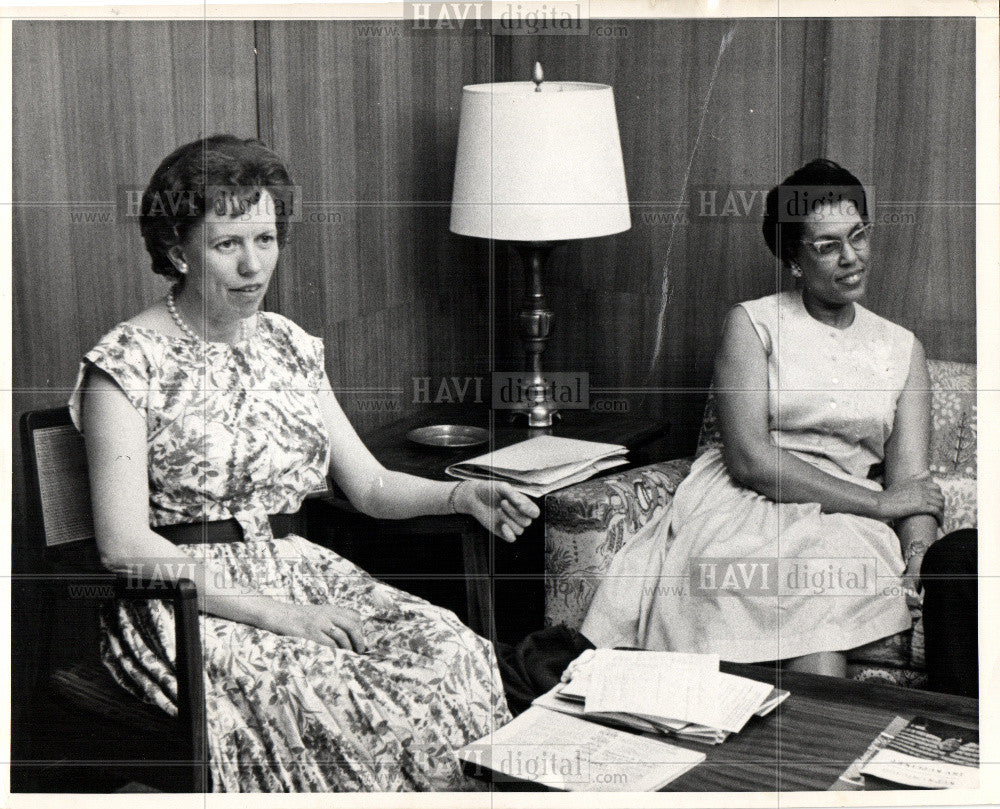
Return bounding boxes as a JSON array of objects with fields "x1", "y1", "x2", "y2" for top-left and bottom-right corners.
[{"x1": 581, "y1": 291, "x2": 913, "y2": 662}]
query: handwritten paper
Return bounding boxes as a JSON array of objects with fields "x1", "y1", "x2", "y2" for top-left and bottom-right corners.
[
  {"x1": 563, "y1": 649, "x2": 718, "y2": 701},
  {"x1": 584, "y1": 652, "x2": 771, "y2": 734}
]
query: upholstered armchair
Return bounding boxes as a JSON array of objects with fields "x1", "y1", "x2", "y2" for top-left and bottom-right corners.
[{"x1": 544, "y1": 360, "x2": 977, "y2": 688}]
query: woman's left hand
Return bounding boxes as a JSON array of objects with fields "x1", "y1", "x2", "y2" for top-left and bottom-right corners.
[{"x1": 454, "y1": 480, "x2": 540, "y2": 543}]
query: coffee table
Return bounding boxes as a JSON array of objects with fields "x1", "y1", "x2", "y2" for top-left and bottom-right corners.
[{"x1": 480, "y1": 665, "x2": 978, "y2": 792}]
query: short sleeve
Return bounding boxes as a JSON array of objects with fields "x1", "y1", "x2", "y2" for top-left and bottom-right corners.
[
  {"x1": 896, "y1": 327, "x2": 916, "y2": 392},
  {"x1": 260, "y1": 312, "x2": 329, "y2": 391},
  {"x1": 302, "y1": 332, "x2": 328, "y2": 390},
  {"x1": 68, "y1": 326, "x2": 151, "y2": 432}
]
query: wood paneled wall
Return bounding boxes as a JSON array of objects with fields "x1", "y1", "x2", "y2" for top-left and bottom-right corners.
[
  {"x1": 12, "y1": 21, "x2": 259, "y2": 558},
  {"x1": 499, "y1": 18, "x2": 975, "y2": 442},
  {"x1": 256, "y1": 23, "x2": 496, "y2": 431},
  {"x1": 11, "y1": 18, "x2": 976, "y2": 545}
]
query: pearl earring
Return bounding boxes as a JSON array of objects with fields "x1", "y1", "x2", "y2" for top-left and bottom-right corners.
[
  {"x1": 178, "y1": 262, "x2": 188, "y2": 275},
  {"x1": 791, "y1": 265, "x2": 802, "y2": 278}
]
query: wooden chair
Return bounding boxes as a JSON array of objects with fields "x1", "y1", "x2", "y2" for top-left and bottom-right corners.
[
  {"x1": 20, "y1": 406, "x2": 213, "y2": 791},
  {"x1": 19, "y1": 405, "x2": 484, "y2": 792},
  {"x1": 20, "y1": 406, "x2": 367, "y2": 791}
]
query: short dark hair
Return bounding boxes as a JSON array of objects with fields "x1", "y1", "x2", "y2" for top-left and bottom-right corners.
[
  {"x1": 139, "y1": 135, "x2": 295, "y2": 284},
  {"x1": 762, "y1": 159, "x2": 869, "y2": 265}
]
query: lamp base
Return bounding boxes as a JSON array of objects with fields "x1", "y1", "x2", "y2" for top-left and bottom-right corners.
[
  {"x1": 507, "y1": 241, "x2": 565, "y2": 429},
  {"x1": 507, "y1": 397, "x2": 562, "y2": 429}
]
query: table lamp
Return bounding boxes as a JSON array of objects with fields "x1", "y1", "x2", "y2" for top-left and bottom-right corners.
[{"x1": 449, "y1": 64, "x2": 631, "y2": 427}]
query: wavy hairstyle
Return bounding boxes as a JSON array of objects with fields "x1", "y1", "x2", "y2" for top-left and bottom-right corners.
[{"x1": 139, "y1": 135, "x2": 295, "y2": 284}]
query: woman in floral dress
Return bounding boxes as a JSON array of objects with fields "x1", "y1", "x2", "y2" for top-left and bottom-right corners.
[{"x1": 69, "y1": 135, "x2": 538, "y2": 791}]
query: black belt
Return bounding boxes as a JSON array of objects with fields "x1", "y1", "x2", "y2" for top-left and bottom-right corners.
[{"x1": 152, "y1": 513, "x2": 303, "y2": 544}]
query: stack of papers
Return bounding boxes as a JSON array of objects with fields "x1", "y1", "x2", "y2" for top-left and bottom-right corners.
[
  {"x1": 445, "y1": 435, "x2": 628, "y2": 497},
  {"x1": 457, "y1": 706, "x2": 706, "y2": 791},
  {"x1": 535, "y1": 649, "x2": 789, "y2": 745}
]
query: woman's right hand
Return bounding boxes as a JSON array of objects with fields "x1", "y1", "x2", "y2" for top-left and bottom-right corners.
[
  {"x1": 877, "y1": 471, "x2": 944, "y2": 524},
  {"x1": 266, "y1": 602, "x2": 367, "y2": 653}
]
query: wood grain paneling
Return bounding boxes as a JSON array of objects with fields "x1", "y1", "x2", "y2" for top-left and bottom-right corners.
[
  {"x1": 13, "y1": 22, "x2": 259, "y2": 394},
  {"x1": 12, "y1": 21, "x2": 258, "y2": 546},
  {"x1": 258, "y1": 22, "x2": 496, "y2": 434},
  {"x1": 499, "y1": 18, "x2": 974, "y2": 451},
  {"x1": 863, "y1": 19, "x2": 976, "y2": 362}
]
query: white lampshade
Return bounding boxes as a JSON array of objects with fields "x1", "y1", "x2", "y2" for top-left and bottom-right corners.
[{"x1": 450, "y1": 81, "x2": 631, "y2": 242}]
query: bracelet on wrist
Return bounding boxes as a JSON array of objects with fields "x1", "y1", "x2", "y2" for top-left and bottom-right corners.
[{"x1": 448, "y1": 481, "x2": 463, "y2": 514}]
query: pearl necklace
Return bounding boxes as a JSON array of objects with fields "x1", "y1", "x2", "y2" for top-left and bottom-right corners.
[{"x1": 166, "y1": 287, "x2": 253, "y2": 345}]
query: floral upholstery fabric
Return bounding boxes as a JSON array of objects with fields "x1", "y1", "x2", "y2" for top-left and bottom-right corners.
[
  {"x1": 545, "y1": 359, "x2": 976, "y2": 686},
  {"x1": 69, "y1": 315, "x2": 509, "y2": 791},
  {"x1": 544, "y1": 459, "x2": 691, "y2": 630},
  {"x1": 928, "y1": 360, "x2": 977, "y2": 477}
]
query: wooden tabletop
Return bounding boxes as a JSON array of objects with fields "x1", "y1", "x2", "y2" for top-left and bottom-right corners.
[
  {"x1": 661, "y1": 664, "x2": 979, "y2": 792},
  {"x1": 360, "y1": 405, "x2": 673, "y2": 480},
  {"x1": 483, "y1": 665, "x2": 978, "y2": 793}
]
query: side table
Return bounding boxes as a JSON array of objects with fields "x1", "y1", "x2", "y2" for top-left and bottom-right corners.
[{"x1": 315, "y1": 405, "x2": 675, "y2": 646}]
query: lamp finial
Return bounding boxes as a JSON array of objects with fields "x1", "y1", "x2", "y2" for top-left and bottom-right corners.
[{"x1": 532, "y1": 62, "x2": 544, "y2": 92}]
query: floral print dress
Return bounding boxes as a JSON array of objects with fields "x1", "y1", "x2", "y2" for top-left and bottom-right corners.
[{"x1": 68, "y1": 312, "x2": 510, "y2": 791}]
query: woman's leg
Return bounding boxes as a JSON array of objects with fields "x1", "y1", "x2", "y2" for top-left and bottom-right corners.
[{"x1": 785, "y1": 651, "x2": 847, "y2": 677}]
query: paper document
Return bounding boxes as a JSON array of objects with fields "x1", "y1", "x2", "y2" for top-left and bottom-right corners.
[
  {"x1": 458, "y1": 706, "x2": 705, "y2": 792},
  {"x1": 451, "y1": 456, "x2": 628, "y2": 497},
  {"x1": 861, "y1": 716, "x2": 979, "y2": 789},
  {"x1": 586, "y1": 664, "x2": 772, "y2": 734},
  {"x1": 562, "y1": 649, "x2": 718, "y2": 701},
  {"x1": 454, "y1": 435, "x2": 628, "y2": 475},
  {"x1": 446, "y1": 435, "x2": 630, "y2": 496},
  {"x1": 533, "y1": 684, "x2": 672, "y2": 736}
]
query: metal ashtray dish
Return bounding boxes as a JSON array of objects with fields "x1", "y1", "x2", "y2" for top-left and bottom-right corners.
[{"x1": 406, "y1": 424, "x2": 489, "y2": 448}]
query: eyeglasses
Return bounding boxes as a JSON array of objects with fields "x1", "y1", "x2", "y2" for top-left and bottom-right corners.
[{"x1": 800, "y1": 223, "x2": 873, "y2": 258}]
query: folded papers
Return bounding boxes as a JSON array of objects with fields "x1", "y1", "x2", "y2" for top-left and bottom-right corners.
[
  {"x1": 446, "y1": 435, "x2": 628, "y2": 496},
  {"x1": 540, "y1": 649, "x2": 789, "y2": 745}
]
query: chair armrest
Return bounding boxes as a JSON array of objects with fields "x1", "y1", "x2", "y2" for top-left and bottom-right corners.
[
  {"x1": 543, "y1": 458, "x2": 693, "y2": 630},
  {"x1": 545, "y1": 458, "x2": 693, "y2": 537},
  {"x1": 46, "y1": 562, "x2": 209, "y2": 790},
  {"x1": 112, "y1": 574, "x2": 206, "y2": 787}
]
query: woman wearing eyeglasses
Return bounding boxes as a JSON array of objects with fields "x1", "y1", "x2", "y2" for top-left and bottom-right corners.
[{"x1": 580, "y1": 159, "x2": 943, "y2": 677}]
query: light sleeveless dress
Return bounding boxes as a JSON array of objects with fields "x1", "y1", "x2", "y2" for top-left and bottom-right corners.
[
  {"x1": 69, "y1": 311, "x2": 510, "y2": 791},
  {"x1": 581, "y1": 291, "x2": 914, "y2": 662}
]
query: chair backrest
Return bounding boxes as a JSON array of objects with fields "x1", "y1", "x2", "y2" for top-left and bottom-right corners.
[
  {"x1": 694, "y1": 389, "x2": 722, "y2": 458},
  {"x1": 20, "y1": 407, "x2": 97, "y2": 559},
  {"x1": 927, "y1": 360, "x2": 977, "y2": 477}
]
